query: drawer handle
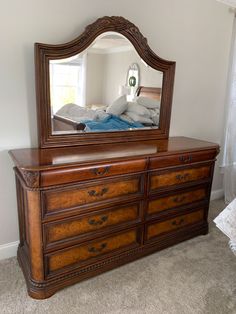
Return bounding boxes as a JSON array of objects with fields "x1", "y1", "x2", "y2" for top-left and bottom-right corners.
[
  {"x1": 173, "y1": 196, "x2": 186, "y2": 203},
  {"x1": 176, "y1": 173, "x2": 190, "y2": 181},
  {"x1": 172, "y1": 218, "x2": 184, "y2": 226},
  {"x1": 179, "y1": 155, "x2": 192, "y2": 163},
  {"x1": 88, "y1": 187, "x2": 109, "y2": 197},
  {"x1": 92, "y1": 166, "x2": 110, "y2": 176},
  {"x1": 88, "y1": 242, "x2": 107, "y2": 253},
  {"x1": 88, "y1": 215, "x2": 108, "y2": 226}
]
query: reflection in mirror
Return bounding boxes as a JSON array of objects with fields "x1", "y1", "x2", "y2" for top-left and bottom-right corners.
[
  {"x1": 50, "y1": 32, "x2": 163, "y2": 134},
  {"x1": 126, "y1": 63, "x2": 139, "y2": 102}
]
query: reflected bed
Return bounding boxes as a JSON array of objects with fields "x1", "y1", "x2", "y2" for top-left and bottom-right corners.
[{"x1": 52, "y1": 86, "x2": 162, "y2": 133}]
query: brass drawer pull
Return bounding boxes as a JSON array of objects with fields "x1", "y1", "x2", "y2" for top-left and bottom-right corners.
[
  {"x1": 172, "y1": 218, "x2": 184, "y2": 226},
  {"x1": 88, "y1": 187, "x2": 109, "y2": 197},
  {"x1": 88, "y1": 242, "x2": 107, "y2": 253},
  {"x1": 88, "y1": 215, "x2": 108, "y2": 226},
  {"x1": 92, "y1": 166, "x2": 110, "y2": 176},
  {"x1": 176, "y1": 173, "x2": 190, "y2": 181},
  {"x1": 173, "y1": 196, "x2": 186, "y2": 203},
  {"x1": 179, "y1": 155, "x2": 192, "y2": 163}
]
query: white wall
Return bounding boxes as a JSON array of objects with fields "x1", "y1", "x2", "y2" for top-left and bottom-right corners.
[
  {"x1": 86, "y1": 53, "x2": 105, "y2": 105},
  {"x1": 102, "y1": 50, "x2": 164, "y2": 105},
  {"x1": 0, "y1": 0, "x2": 233, "y2": 253}
]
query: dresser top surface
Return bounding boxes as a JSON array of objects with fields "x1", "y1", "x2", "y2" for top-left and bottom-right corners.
[{"x1": 9, "y1": 137, "x2": 219, "y2": 171}]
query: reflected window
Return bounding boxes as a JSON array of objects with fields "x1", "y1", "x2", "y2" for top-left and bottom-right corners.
[{"x1": 50, "y1": 54, "x2": 87, "y2": 114}]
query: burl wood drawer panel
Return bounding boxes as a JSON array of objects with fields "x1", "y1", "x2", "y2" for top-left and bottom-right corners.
[
  {"x1": 43, "y1": 175, "x2": 143, "y2": 215},
  {"x1": 149, "y1": 150, "x2": 216, "y2": 170},
  {"x1": 149, "y1": 165, "x2": 211, "y2": 191},
  {"x1": 147, "y1": 187, "x2": 207, "y2": 217},
  {"x1": 41, "y1": 159, "x2": 146, "y2": 187},
  {"x1": 44, "y1": 203, "x2": 141, "y2": 247},
  {"x1": 46, "y1": 228, "x2": 140, "y2": 274},
  {"x1": 146, "y1": 209, "x2": 204, "y2": 241}
]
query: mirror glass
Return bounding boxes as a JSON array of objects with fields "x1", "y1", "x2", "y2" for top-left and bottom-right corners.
[{"x1": 49, "y1": 32, "x2": 163, "y2": 134}]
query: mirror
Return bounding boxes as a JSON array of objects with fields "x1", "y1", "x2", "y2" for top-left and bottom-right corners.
[
  {"x1": 35, "y1": 16, "x2": 175, "y2": 148},
  {"x1": 50, "y1": 33, "x2": 163, "y2": 134}
]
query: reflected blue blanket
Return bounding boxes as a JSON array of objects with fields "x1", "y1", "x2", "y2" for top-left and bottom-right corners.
[{"x1": 84, "y1": 115, "x2": 144, "y2": 131}]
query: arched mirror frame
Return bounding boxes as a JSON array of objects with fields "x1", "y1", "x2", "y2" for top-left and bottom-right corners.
[{"x1": 35, "y1": 16, "x2": 176, "y2": 148}]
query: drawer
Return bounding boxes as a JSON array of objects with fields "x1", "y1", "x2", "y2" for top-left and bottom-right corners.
[
  {"x1": 44, "y1": 202, "x2": 141, "y2": 247},
  {"x1": 147, "y1": 187, "x2": 207, "y2": 217},
  {"x1": 149, "y1": 164, "x2": 211, "y2": 192},
  {"x1": 41, "y1": 159, "x2": 146, "y2": 187},
  {"x1": 149, "y1": 150, "x2": 216, "y2": 170},
  {"x1": 146, "y1": 209, "x2": 204, "y2": 241},
  {"x1": 42, "y1": 175, "x2": 144, "y2": 216},
  {"x1": 46, "y1": 228, "x2": 141, "y2": 275}
]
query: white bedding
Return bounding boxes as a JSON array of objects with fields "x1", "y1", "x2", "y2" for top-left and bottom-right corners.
[
  {"x1": 56, "y1": 104, "x2": 109, "y2": 123},
  {"x1": 214, "y1": 198, "x2": 236, "y2": 255},
  {"x1": 56, "y1": 96, "x2": 160, "y2": 127}
]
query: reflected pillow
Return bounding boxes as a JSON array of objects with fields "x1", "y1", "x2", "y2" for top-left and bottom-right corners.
[
  {"x1": 137, "y1": 96, "x2": 160, "y2": 109},
  {"x1": 126, "y1": 102, "x2": 150, "y2": 117},
  {"x1": 106, "y1": 95, "x2": 128, "y2": 116},
  {"x1": 126, "y1": 111, "x2": 153, "y2": 125},
  {"x1": 120, "y1": 113, "x2": 135, "y2": 123}
]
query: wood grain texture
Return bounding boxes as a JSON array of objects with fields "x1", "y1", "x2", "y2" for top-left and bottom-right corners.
[
  {"x1": 17, "y1": 222, "x2": 208, "y2": 299},
  {"x1": 44, "y1": 203, "x2": 140, "y2": 245},
  {"x1": 43, "y1": 175, "x2": 143, "y2": 213},
  {"x1": 41, "y1": 159, "x2": 146, "y2": 187},
  {"x1": 8, "y1": 14, "x2": 221, "y2": 299},
  {"x1": 10, "y1": 138, "x2": 219, "y2": 298},
  {"x1": 47, "y1": 229, "x2": 139, "y2": 273},
  {"x1": 149, "y1": 150, "x2": 217, "y2": 169},
  {"x1": 9, "y1": 137, "x2": 219, "y2": 172},
  {"x1": 146, "y1": 209, "x2": 204, "y2": 240},
  {"x1": 26, "y1": 190, "x2": 44, "y2": 281},
  {"x1": 148, "y1": 188, "x2": 207, "y2": 215},
  {"x1": 34, "y1": 16, "x2": 176, "y2": 148},
  {"x1": 150, "y1": 165, "x2": 211, "y2": 190}
]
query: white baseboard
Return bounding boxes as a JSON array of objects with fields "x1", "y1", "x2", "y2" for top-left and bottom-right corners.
[
  {"x1": 0, "y1": 241, "x2": 19, "y2": 261},
  {"x1": 211, "y1": 189, "x2": 224, "y2": 201}
]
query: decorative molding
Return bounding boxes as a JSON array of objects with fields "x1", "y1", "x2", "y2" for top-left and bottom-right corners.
[
  {"x1": 21, "y1": 170, "x2": 40, "y2": 188},
  {"x1": 35, "y1": 15, "x2": 176, "y2": 148},
  {"x1": 210, "y1": 189, "x2": 224, "y2": 201},
  {"x1": 0, "y1": 241, "x2": 19, "y2": 260}
]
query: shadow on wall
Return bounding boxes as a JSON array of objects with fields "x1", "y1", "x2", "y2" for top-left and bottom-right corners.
[
  {"x1": 23, "y1": 44, "x2": 38, "y2": 148},
  {"x1": 0, "y1": 150, "x2": 19, "y2": 245}
]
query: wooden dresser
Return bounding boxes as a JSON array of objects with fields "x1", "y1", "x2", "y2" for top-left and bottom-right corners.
[{"x1": 9, "y1": 137, "x2": 219, "y2": 299}]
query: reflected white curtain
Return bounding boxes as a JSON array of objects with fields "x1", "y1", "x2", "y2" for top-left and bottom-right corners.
[{"x1": 223, "y1": 16, "x2": 236, "y2": 203}]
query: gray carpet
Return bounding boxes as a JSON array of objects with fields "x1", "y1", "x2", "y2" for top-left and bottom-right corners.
[{"x1": 0, "y1": 199, "x2": 236, "y2": 314}]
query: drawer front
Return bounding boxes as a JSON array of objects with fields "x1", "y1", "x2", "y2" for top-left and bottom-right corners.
[
  {"x1": 41, "y1": 159, "x2": 146, "y2": 187},
  {"x1": 149, "y1": 165, "x2": 211, "y2": 191},
  {"x1": 43, "y1": 175, "x2": 143, "y2": 215},
  {"x1": 149, "y1": 150, "x2": 216, "y2": 170},
  {"x1": 46, "y1": 228, "x2": 140, "y2": 274},
  {"x1": 146, "y1": 209, "x2": 204, "y2": 241},
  {"x1": 147, "y1": 187, "x2": 207, "y2": 217},
  {"x1": 44, "y1": 203, "x2": 141, "y2": 246}
]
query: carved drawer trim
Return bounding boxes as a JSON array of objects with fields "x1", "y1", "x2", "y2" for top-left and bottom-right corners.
[
  {"x1": 43, "y1": 201, "x2": 142, "y2": 250},
  {"x1": 149, "y1": 162, "x2": 213, "y2": 193},
  {"x1": 42, "y1": 174, "x2": 144, "y2": 219},
  {"x1": 45, "y1": 227, "x2": 141, "y2": 277},
  {"x1": 145, "y1": 208, "x2": 205, "y2": 242},
  {"x1": 147, "y1": 185, "x2": 209, "y2": 219}
]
